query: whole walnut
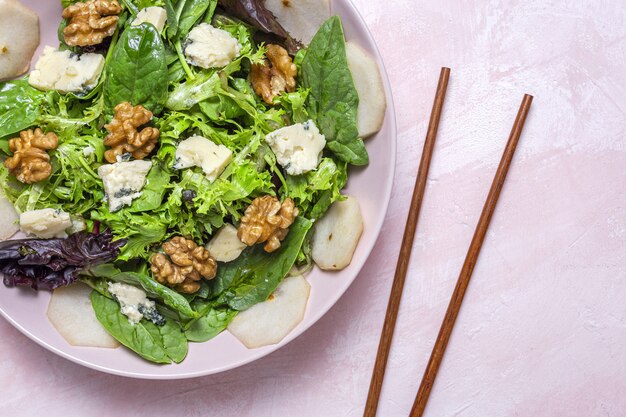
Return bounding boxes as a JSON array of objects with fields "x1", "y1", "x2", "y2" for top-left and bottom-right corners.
[
  {"x1": 251, "y1": 44, "x2": 297, "y2": 104},
  {"x1": 3, "y1": 128, "x2": 58, "y2": 184},
  {"x1": 151, "y1": 237, "x2": 217, "y2": 294},
  {"x1": 238, "y1": 195, "x2": 299, "y2": 252},
  {"x1": 62, "y1": 0, "x2": 122, "y2": 47},
  {"x1": 103, "y1": 102, "x2": 160, "y2": 163}
]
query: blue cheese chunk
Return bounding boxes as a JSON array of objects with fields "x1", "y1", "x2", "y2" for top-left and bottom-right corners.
[
  {"x1": 264, "y1": 120, "x2": 326, "y2": 175},
  {"x1": 108, "y1": 282, "x2": 157, "y2": 325},
  {"x1": 184, "y1": 23, "x2": 241, "y2": 69},
  {"x1": 98, "y1": 160, "x2": 152, "y2": 212},
  {"x1": 132, "y1": 6, "x2": 167, "y2": 32},
  {"x1": 173, "y1": 135, "x2": 232, "y2": 182},
  {"x1": 20, "y1": 208, "x2": 72, "y2": 239},
  {"x1": 29, "y1": 46, "x2": 105, "y2": 93}
]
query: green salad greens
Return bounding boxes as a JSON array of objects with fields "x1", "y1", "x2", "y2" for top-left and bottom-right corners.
[{"x1": 0, "y1": 0, "x2": 365, "y2": 364}]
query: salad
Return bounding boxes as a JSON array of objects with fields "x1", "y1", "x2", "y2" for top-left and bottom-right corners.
[{"x1": 0, "y1": 0, "x2": 385, "y2": 364}]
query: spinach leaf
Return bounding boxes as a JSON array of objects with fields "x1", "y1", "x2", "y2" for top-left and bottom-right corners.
[
  {"x1": 210, "y1": 216, "x2": 313, "y2": 310},
  {"x1": 0, "y1": 80, "x2": 45, "y2": 140},
  {"x1": 90, "y1": 291, "x2": 173, "y2": 364},
  {"x1": 184, "y1": 300, "x2": 237, "y2": 342},
  {"x1": 302, "y1": 16, "x2": 368, "y2": 165},
  {"x1": 86, "y1": 264, "x2": 198, "y2": 319},
  {"x1": 177, "y1": 0, "x2": 216, "y2": 38},
  {"x1": 104, "y1": 24, "x2": 168, "y2": 113},
  {"x1": 164, "y1": 0, "x2": 179, "y2": 39},
  {"x1": 201, "y1": 0, "x2": 219, "y2": 24},
  {"x1": 143, "y1": 319, "x2": 188, "y2": 363}
]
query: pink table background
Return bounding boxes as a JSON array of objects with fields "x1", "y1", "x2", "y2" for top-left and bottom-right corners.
[{"x1": 2, "y1": 1, "x2": 625, "y2": 416}]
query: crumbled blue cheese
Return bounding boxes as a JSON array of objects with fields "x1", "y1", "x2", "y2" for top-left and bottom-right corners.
[
  {"x1": 132, "y1": 6, "x2": 167, "y2": 32},
  {"x1": 97, "y1": 160, "x2": 152, "y2": 212},
  {"x1": 173, "y1": 135, "x2": 232, "y2": 182},
  {"x1": 19, "y1": 208, "x2": 72, "y2": 239},
  {"x1": 184, "y1": 23, "x2": 241, "y2": 69},
  {"x1": 264, "y1": 120, "x2": 326, "y2": 175},
  {"x1": 108, "y1": 282, "x2": 156, "y2": 325},
  {"x1": 28, "y1": 46, "x2": 105, "y2": 93}
]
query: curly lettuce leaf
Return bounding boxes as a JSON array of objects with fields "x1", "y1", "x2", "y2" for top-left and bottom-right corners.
[{"x1": 283, "y1": 157, "x2": 347, "y2": 220}]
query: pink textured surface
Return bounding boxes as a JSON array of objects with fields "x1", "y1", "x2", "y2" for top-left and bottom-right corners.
[{"x1": 2, "y1": 0, "x2": 625, "y2": 416}]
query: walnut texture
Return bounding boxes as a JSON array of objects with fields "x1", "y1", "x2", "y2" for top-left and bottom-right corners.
[
  {"x1": 251, "y1": 44, "x2": 297, "y2": 104},
  {"x1": 4, "y1": 128, "x2": 58, "y2": 184},
  {"x1": 62, "y1": 0, "x2": 122, "y2": 47},
  {"x1": 103, "y1": 102, "x2": 160, "y2": 163},
  {"x1": 151, "y1": 237, "x2": 217, "y2": 294},
  {"x1": 238, "y1": 195, "x2": 299, "y2": 252}
]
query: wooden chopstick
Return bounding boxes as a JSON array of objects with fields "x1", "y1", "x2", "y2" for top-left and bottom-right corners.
[
  {"x1": 363, "y1": 67, "x2": 451, "y2": 417},
  {"x1": 409, "y1": 94, "x2": 534, "y2": 417}
]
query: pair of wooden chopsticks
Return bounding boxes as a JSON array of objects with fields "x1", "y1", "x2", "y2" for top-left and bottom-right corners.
[{"x1": 363, "y1": 67, "x2": 533, "y2": 417}]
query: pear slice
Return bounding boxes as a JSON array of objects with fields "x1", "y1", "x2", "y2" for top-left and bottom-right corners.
[
  {"x1": 312, "y1": 195, "x2": 363, "y2": 270},
  {"x1": 264, "y1": 0, "x2": 330, "y2": 45},
  {"x1": 0, "y1": 0, "x2": 39, "y2": 81},
  {"x1": 228, "y1": 275, "x2": 310, "y2": 348},
  {"x1": 0, "y1": 192, "x2": 19, "y2": 240},
  {"x1": 205, "y1": 224, "x2": 247, "y2": 262},
  {"x1": 346, "y1": 42, "x2": 386, "y2": 138},
  {"x1": 47, "y1": 283, "x2": 120, "y2": 348}
]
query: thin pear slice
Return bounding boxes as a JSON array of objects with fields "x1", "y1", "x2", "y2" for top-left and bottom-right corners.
[
  {"x1": 0, "y1": 0, "x2": 39, "y2": 81},
  {"x1": 228, "y1": 275, "x2": 310, "y2": 349},
  {"x1": 205, "y1": 224, "x2": 247, "y2": 262},
  {"x1": 0, "y1": 192, "x2": 19, "y2": 240},
  {"x1": 312, "y1": 195, "x2": 363, "y2": 270},
  {"x1": 47, "y1": 282, "x2": 120, "y2": 348},
  {"x1": 264, "y1": 0, "x2": 330, "y2": 45},
  {"x1": 346, "y1": 42, "x2": 386, "y2": 138}
]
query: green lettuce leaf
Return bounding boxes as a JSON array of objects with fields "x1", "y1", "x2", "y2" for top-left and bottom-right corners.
[
  {"x1": 90, "y1": 290, "x2": 187, "y2": 364},
  {"x1": 86, "y1": 263, "x2": 198, "y2": 319},
  {"x1": 104, "y1": 24, "x2": 168, "y2": 113},
  {"x1": 0, "y1": 79, "x2": 46, "y2": 142},
  {"x1": 209, "y1": 216, "x2": 313, "y2": 310},
  {"x1": 283, "y1": 157, "x2": 347, "y2": 220},
  {"x1": 302, "y1": 16, "x2": 368, "y2": 165},
  {"x1": 184, "y1": 300, "x2": 237, "y2": 342}
]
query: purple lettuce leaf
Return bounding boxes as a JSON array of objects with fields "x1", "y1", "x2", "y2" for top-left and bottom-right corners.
[
  {"x1": 217, "y1": 0, "x2": 302, "y2": 54},
  {"x1": 0, "y1": 230, "x2": 126, "y2": 291}
]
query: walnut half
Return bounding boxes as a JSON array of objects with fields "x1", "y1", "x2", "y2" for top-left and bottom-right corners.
[
  {"x1": 238, "y1": 195, "x2": 299, "y2": 252},
  {"x1": 4, "y1": 128, "x2": 58, "y2": 184},
  {"x1": 151, "y1": 237, "x2": 217, "y2": 294},
  {"x1": 251, "y1": 44, "x2": 297, "y2": 104},
  {"x1": 103, "y1": 102, "x2": 160, "y2": 163},
  {"x1": 62, "y1": 0, "x2": 122, "y2": 47}
]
